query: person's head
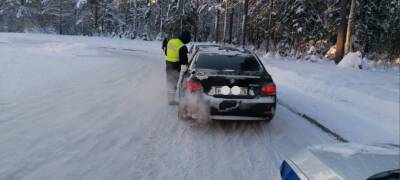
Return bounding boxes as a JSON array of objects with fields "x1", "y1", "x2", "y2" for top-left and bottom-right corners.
[{"x1": 179, "y1": 31, "x2": 191, "y2": 44}]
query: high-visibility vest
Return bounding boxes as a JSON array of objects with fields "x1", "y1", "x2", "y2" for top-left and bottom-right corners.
[{"x1": 165, "y1": 38, "x2": 185, "y2": 63}]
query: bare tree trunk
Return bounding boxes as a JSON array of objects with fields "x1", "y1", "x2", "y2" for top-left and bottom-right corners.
[
  {"x1": 134, "y1": 0, "x2": 138, "y2": 37},
  {"x1": 266, "y1": 0, "x2": 273, "y2": 53},
  {"x1": 180, "y1": 0, "x2": 184, "y2": 32},
  {"x1": 345, "y1": 0, "x2": 356, "y2": 54},
  {"x1": 20, "y1": 0, "x2": 25, "y2": 31},
  {"x1": 123, "y1": 1, "x2": 129, "y2": 34},
  {"x1": 193, "y1": 0, "x2": 199, "y2": 41},
  {"x1": 215, "y1": 10, "x2": 220, "y2": 42},
  {"x1": 228, "y1": 7, "x2": 234, "y2": 44},
  {"x1": 359, "y1": 0, "x2": 367, "y2": 53},
  {"x1": 176, "y1": 0, "x2": 184, "y2": 32},
  {"x1": 101, "y1": 0, "x2": 106, "y2": 34},
  {"x1": 335, "y1": 0, "x2": 348, "y2": 64},
  {"x1": 159, "y1": 4, "x2": 163, "y2": 36},
  {"x1": 222, "y1": 0, "x2": 228, "y2": 44},
  {"x1": 94, "y1": 1, "x2": 99, "y2": 34},
  {"x1": 241, "y1": 0, "x2": 248, "y2": 47},
  {"x1": 59, "y1": 0, "x2": 63, "y2": 34}
]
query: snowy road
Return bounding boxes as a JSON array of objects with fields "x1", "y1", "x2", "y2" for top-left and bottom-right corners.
[{"x1": 0, "y1": 33, "x2": 336, "y2": 180}]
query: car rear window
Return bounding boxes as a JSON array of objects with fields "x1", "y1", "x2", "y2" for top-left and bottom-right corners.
[{"x1": 195, "y1": 54, "x2": 261, "y2": 71}]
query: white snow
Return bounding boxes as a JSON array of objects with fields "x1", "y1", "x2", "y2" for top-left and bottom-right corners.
[
  {"x1": 297, "y1": 27, "x2": 303, "y2": 33},
  {"x1": 262, "y1": 56, "x2": 399, "y2": 144},
  {"x1": 337, "y1": 51, "x2": 364, "y2": 69},
  {"x1": 295, "y1": 6, "x2": 304, "y2": 14},
  {"x1": 76, "y1": 0, "x2": 87, "y2": 8},
  {"x1": 304, "y1": 54, "x2": 321, "y2": 63},
  {"x1": 0, "y1": 33, "x2": 337, "y2": 180},
  {"x1": 307, "y1": 46, "x2": 316, "y2": 54}
]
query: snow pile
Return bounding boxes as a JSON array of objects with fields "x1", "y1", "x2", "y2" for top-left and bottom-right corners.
[
  {"x1": 304, "y1": 54, "x2": 321, "y2": 63},
  {"x1": 337, "y1": 51, "x2": 369, "y2": 69},
  {"x1": 307, "y1": 46, "x2": 316, "y2": 55},
  {"x1": 264, "y1": 52, "x2": 275, "y2": 59},
  {"x1": 361, "y1": 57, "x2": 370, "y2": 69},
  {"x1": 263, "y1": 51, "x2": 283, "y2": 60}
]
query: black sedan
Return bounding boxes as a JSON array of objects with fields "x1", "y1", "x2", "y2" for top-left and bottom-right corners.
[{"x1": 177, "y1": 47, "x2": 276, "y2": 122}]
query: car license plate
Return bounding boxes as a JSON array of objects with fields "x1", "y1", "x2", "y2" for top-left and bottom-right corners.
[{"x1": 215, "y1": 86, "x2": 248, "y2": 95}]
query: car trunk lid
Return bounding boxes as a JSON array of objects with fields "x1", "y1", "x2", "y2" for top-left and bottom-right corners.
[{"x1": 193, "y1": 69, "x2": 267, "y2": 98}]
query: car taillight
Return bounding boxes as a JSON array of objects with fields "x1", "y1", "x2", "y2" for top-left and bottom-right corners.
[
  {"x1": 261, "y1": 83, "x2": 276, "y2": 95},
  {"x1": 186, "y1": 81, "x2": 203, "y2": 91}
]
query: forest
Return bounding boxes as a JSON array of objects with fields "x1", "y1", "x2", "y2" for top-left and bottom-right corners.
[{"x1": 1, "y1": 0, "x2": 399, "y2": 63}]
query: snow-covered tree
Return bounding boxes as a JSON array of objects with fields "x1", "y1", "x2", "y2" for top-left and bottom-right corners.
[
  {"x1": 0, "y1": 0, "x2": 398, "y2": 60},
  {"x1": 41, "y1": 0, "x2": 76, "y2": 34},
  {"x1": 0, "y1": 0, "x2": 40, "y2": 32}
]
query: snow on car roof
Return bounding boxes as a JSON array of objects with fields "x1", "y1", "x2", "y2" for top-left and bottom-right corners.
[
  {"x1": 191, "y1": 42, "x2": 219, "y2": 46},
  {"x1": 190, "y1": 42, "x2": 250, "y2": 55},
  {"x1": 197, "y1": 46, "x2": 251, "y2": 56}
]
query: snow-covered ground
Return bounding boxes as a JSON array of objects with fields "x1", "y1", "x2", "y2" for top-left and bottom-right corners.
[
  {"x1": 262, "y1": 55, "x2": 399, "y2": 144},
  {"x1": 0, "y1": 33, "x2": 340, "y2": 180}
]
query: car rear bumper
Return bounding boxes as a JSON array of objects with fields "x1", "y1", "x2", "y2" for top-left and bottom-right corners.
[
  {"x1": 204, "y1": 95, "x2": 276, "y2": 120},
  {"x1": 210, "y1": 115, "x2": 266, "y2": 121},
  {"x1": 204, "y1": 95, "x2": 275, "y2": 104}
]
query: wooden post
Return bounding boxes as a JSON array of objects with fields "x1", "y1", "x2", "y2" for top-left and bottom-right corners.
[{"x1": 215, "y1": 10, "x2": 220, "y2": 42}]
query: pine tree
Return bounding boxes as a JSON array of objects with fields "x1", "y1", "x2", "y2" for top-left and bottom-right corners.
[{"x1": 41, "y1": 0, "x2": 75, "y2": 34}]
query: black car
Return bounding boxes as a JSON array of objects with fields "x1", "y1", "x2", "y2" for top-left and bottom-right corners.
[{"x1": 177, "y1": 46, "x2": 276, "y2": 122}]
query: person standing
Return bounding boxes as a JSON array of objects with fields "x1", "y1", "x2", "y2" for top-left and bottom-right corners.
[{"x1": 164, "y1": 31, "x2": 191, "y2": 105}]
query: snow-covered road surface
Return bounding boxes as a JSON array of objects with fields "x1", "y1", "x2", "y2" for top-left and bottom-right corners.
[{"x1": 0, "y1": 33, "x2": 335, "y2": 180}]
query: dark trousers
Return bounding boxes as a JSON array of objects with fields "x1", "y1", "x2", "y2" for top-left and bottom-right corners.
[{"x1": 165, "y1": 61, "x2": 180, "y2": 102}]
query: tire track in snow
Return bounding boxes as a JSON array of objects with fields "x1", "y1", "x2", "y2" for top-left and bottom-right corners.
[{"x1": 0, "y1": 35, "x2": 338, "y2": 180}]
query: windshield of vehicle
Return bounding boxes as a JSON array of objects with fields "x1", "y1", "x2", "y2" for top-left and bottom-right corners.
[{"x1": 194, "y1": 54, "x2": 261, "y2": 72}]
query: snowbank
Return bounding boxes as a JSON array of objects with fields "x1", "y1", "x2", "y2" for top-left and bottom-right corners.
[
  {"x1": 263, "y1": 51, "x2": 283, "y2": 60},
  {"x1": 337, "y1": 51, "x2": 368, "y2": 69},
  {"x1": 304, "y1": 54, "x2": 321, "y2": 63},
  {"x1": 262, "y1": 56, "x2": 399, "y2": 144}
]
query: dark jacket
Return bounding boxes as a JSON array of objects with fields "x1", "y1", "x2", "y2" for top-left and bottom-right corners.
[
  {"x1": 162, "y1": 38, "x2": 169, "y2": 55},
  {"x1": 177, "y1": 31, "x2": 191, "y2": 65}
]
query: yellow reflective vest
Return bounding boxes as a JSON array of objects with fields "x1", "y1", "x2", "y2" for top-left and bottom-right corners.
[{"x1": 165, "y1": 38, "x2": 185, "y2": 63}]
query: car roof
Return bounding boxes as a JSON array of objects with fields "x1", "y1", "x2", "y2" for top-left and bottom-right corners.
[
  {"x1": 196, "y1": 46, "x2": 252, "y2": 57},
  {"x1": 288, "y1": 143, "x2": 400, "y2": 179},
  {"x1": 191, "y1": 43, "x2": 220, "y2": 51}
]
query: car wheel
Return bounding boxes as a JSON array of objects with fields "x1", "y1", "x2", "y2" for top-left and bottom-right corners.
[{"x1": 264, "y1": 104, "x2": 276, "y2": 123}]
